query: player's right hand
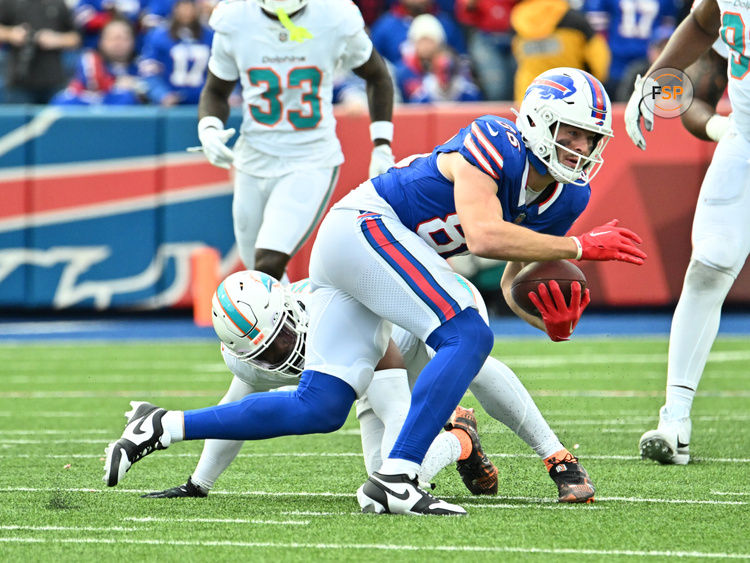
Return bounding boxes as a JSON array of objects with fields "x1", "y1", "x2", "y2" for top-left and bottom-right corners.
[
  {"x1": 198, "y1": 116, "x2": 235, "y2": 170},
  {"x1": 528, "y1": 280, "x2": 590, "y2": 342},
  {"x1": 624, "y1": 74, "x2": 657, "y2": 150},
  {"x1": 572, "y1": 219, "x2": 647, "y2": 265}
]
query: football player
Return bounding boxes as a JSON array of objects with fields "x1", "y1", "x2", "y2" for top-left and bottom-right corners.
[
  {"x1": 140, "y1": 270, "x2": 594, "y2": 504},
  {"x1": 625, "y1": 0, "x2": 735, "y2": 465},
  {"x1": 104, "y1": 67, "x2": 646, "y2": 515},
  {"x1": 196, "y1": 0, "x2": 394, "y2": 280}
]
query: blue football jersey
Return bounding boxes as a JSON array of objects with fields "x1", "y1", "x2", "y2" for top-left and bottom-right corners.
[
  {"x1": 138, "y1": 25, "x2": 213, "y2": 104},
  {"x1": 370, "y1": 115, "x2": 590, "y2": 258}
]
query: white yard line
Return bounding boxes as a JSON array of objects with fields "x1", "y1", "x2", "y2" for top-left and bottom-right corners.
[
  {"x1": 5, "y1": 451, "x2": 750, "y2": 463},
  {"x1": 2, "y1": 389, "x2": 750, "y2": 399},
  {"x1": 1, "y1": 487, "x2": 747, "y2": 505},
  {"x1": 0, "y1": 537, "x2": 746, "y2": 558},
  {"x1": 0, "y1": 525, "x2": 136, "y2": 532},
  {"x1": 125, "y1": 517, "x2": 309, "y2": 525}
]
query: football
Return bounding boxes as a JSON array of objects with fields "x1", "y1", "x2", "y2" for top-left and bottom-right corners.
[{"x1": 510, "y1": 260, "x2": 587, "y2": 317}]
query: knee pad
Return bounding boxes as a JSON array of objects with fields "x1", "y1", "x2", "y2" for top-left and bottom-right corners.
[
  {"x1": 426, "y1": 307, "x2": 494, "y2": 366},
  {"x1": 693, "y1": 234, "x2": 743, "y2": 276},
  {"x1": 683, "y1": 258, "x2": 736, "y2": 293}
]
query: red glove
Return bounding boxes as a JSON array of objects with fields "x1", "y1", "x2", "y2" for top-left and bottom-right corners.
[
  {"x1": 528, "y1": 280, "x2": 590, "y2": 342},
  {"x1": 572, "y1": 219, "x2": 647, "y2": 265}
]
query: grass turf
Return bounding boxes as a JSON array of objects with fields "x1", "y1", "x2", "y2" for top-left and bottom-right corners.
[{"x1": 0, "y1": 337, "x2": 749, "y2": 561}]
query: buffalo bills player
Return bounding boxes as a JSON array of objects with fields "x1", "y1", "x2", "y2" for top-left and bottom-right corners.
[
  {"x1": 103, "y1": 67, "x2": 645, "y2": 515},
  {"x1": 141, "y1": 270, "x2": 594, "y2": 503}
]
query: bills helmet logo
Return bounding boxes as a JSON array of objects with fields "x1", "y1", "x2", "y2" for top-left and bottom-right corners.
[{"x1": 526, "y1": 75, "x2": 577, "y2": 100}]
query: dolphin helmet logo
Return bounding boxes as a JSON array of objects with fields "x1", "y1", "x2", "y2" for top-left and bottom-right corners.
[{"x1": 525, "y1": 74, "x2": 577, "y2": 100}]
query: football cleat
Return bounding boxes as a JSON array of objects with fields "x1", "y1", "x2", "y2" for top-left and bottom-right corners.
[
  {"x1": 639, "y1": 409, "x2": 691, "y2": 465},
  {"x1": 357, "y1": 472, "x2": 467, "y2": 515},
  {"x1": 444, "y1": 406, "x2": 498, "y2": 495},
  {"x1": 547, "y1": 453, "x2": 595, "y2": 503},
  {"x1": 103, "y1": 401, "x2": 171, "y2": 487},
  {"x1": 141, "y1": 477, "x2": 208, "y2": 498}
]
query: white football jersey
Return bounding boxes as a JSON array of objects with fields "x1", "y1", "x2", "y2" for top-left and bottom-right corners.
[
  {"x1": 208, "y1": 0, "x2": 372, "y2": 176},
  {"x1": 718, "y1": 0, "x2": 750, "y2": 139}
]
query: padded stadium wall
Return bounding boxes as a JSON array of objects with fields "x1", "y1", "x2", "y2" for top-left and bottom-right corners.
[{"x1": 0, "y1": 103, "x2": 744, "y2": 310}]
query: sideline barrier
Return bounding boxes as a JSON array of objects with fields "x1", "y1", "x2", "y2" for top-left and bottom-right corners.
[{"x1": 0, "y1": 103, "x2": 745, "y2": 310}]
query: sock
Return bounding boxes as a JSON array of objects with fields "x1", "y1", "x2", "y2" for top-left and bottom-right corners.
[
  {"x1": 379, "y1": 457, "x2": 421, "y2": 478},
  {"x1": 543, "y1": 448, "x2": 573, "y2": 471},
  {"x1": 356, "y1": 404, "x2": 385, "y2": 476},
  {"x1": 665, "y1": 260, "x2": 734, "y2": 420},
  {"x1": 389, "y1": 308, "x2": 493, "y2": 464},
  {"x1": 418, "y1": 432, "x2": 461, "y2": 484},
  {"x1": 162, "y1": 411, "x2": 185, "y2": 442},
  {"x1": 184, "y1": 371, "x2": 355, "y2": 440},
  {"x1": 470, "y1": 356, "x2": 563, "y2": 459},
  {"x1": 360, "y1": 369, "x2": 410, "y2": 470},
  {"x1": 451, "y1": 429, "x2": 472, "y2": 460}
]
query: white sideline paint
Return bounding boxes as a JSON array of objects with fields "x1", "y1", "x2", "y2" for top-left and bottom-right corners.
[
  {"x1": 1, "y1": 487, "x2": 747, "y2": 506},
  {"x1": 125, "y1": 517, "x2": 309, "y2": 525},
  {"x1": 0, "y1": 537, "x2": 747, "y2": 558}
]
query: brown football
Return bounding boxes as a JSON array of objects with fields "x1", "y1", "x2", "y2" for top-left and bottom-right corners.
[{"x1": 510, "y1": 260, "x2": 587, "y2": 317}]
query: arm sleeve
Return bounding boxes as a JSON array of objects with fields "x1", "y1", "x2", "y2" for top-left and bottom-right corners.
[{"x1": 340, "y1": 28, "x2": 373, "y2": 70}]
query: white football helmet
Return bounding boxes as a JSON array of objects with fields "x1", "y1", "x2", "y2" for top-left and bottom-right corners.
[
  {"x1": 255, "y1": 0, "x2": 308, "y2": 15},
  {"x1": 515, "y1": 67, "x2": 613, "y2": 186},
  {"x1": 212, "y1": 270, "x2": 307, "y2": 377}
]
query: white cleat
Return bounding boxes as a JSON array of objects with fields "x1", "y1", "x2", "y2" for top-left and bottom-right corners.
[
  {"x1": 639, "y1": 411, "x2": 691, "y2": 465},
  {"x1": 103, "y1": 401, "x2": 170, "y2": 486},
  {"x1": 357, "y1": 472, "x2": 466, "y2": 515}
]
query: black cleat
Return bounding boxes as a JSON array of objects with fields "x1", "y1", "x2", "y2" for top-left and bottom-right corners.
[
  {"x1": 103, "y1": 401, "x2": 170, "y2": 487},
  {"x1": 142, "y1": 477, "x2": 208, "y2": 498},
  {"x1": 444, "y1": 406, "x2": 498, "y2": 495},
  {"x1": 547, "y1": 453, "x2": 595, "y2": 503},
  {"x1": 357, "y1": 472, "x2": 466, "y2": 515}
]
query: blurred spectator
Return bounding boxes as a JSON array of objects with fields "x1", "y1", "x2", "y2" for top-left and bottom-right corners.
[
  {"x1": 369, "y1": 0, "x2": 465, "y2": 65},
  {"x1": 353, "y1": 0, "x2": 389, "y2": 27},
  {"x1": 52, "y1": 17, "x2": 143, "y2": 105},
  {"x1": 584, "y1": 0, "x2": 676, "y2": 96},
  {"x1": 396, "y1": 13, "x2": 480, "y2": 103},
  {"x1": 510, "y1": 0, "x2": 609, "y2": 102},
  {"x1": 615, "y1": 23, "x2": 672, "y2": 101},
  {"x1": 455, "y1": 0, "x2": 517, "y2": 100},
  {"x1": 73, "y1": 0, "x2": 146, "y2": 49},
  {"x1": 137, "y1": 0, "x2": 212, "y2": 106},
  {"x1": 0, "y1": 0, "x2": 81, "y2": 103}
]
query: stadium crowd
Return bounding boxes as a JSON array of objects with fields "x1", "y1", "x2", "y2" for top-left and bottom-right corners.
[{"x1": 0, "y1": 0, "x2": 688, "y2": 106}]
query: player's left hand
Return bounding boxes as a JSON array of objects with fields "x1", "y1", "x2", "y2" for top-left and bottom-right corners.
[
  {"x1": 624, "y1": 73, "x2": 658, "y2": 150},
  {"x1": 528, "y1": 280, "x2": 590, "y2": 342},
  {"x1": 368, "y1": 144, "x2": 395, "y2": 178}
]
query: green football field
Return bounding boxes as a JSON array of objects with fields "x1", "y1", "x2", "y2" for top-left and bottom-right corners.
[{"x1": 1, "y1": 337, "x2": 749, "y2": 561}]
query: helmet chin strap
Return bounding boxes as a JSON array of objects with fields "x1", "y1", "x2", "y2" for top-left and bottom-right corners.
[{"x1": 276, "y1": 8, "x2": 313, "y2": 42}]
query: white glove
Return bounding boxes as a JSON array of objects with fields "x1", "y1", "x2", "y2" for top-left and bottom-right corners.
[
  {"x1": 705, "y1": 114, "x2": 730, "y2": 142},
  {"x1": 198, "y1": 116, "x2": 235, "y2": 170},
  {"x1": 624, "y1": 74, "x2": 658, "y2": 150},
  {"x1": 368, "y1": 144, "x2": 395, "y2": 178}
]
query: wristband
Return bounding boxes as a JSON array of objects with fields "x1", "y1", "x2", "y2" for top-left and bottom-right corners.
[
  {"x1": 705, "y1": 114, "x2": 729, "y2": 142},
  {"x1": 370, "y1": 121, "x2": 393, "y2": 143},
  {"x1": 198, "y1": 116, "x2": 224, "y2": 133},
  {"x1": 570, "y1": 236, "x2": 583, "y2": 260}
]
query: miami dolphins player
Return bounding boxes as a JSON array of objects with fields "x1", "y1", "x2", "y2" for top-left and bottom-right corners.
[
  {"x1": 196, "y1": 0, "x2": 394, "y2": 280},
  {"x1": 104, "y1": 67, "x2": 646, "y2": 515},
  {"x1": 139, "y1": 270, "x2": 595, "y2": 504},
  {"x1": 625, "y1": 0, "x2": 742, "y2": 465}
]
